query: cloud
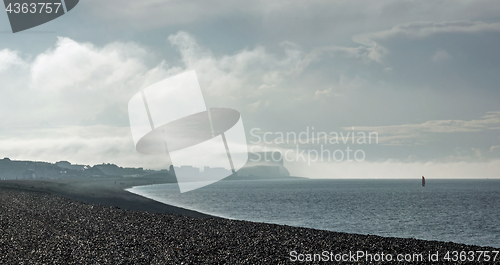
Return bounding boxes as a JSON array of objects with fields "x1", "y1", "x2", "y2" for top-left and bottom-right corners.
[
  {"x1": 346, "y1": 111, "x2": 500, "y2": 145},
  {"x1": 166, "y1": 31, "x2": 317, "y2": 108},
  {"x1": 313, "y1": 86, "x2": 346, "y2": 99},
  {"x1": 0, "y1": 126, "x2": 167, "y2": 169},
  {"x1": 2, "y1": 28, "x2": 499, "y2": 171},
  {"x1": 328, "y1": 44, "x2": 388, "y2": 64},
  {"x1": 0, "y1": 49, "x2": 25, "y2": 72},
  {"x1": 314, "y1": 88, "x2": 332, "y2": 98},
  {"x1": 355, "y1": 21, "x2": 500, "y2": 43},
  {"x1": 30, "y1": 37, "x2": 149, "y2": 92},
  {"x1": 490, "y1": 146, "x2": 500, "y2": 156},
  {"x1": 0, "y1": 33, "x2": 325, "y2": 167},
  {"x1": 248, "y1": 100, "x2": 262, "y2": 112},
  {"x1": 349, "y1": 20, "x2": 500, "y2": 66},
  {"x1": 0, "y1": 37, "x2": 177, "y2": 127},
  {"x1": 431, "y1": 49, "x2": 452, "y2": 63},
  {"x1": 82, "y1": 1, "x2": 500, "y2": 47}
]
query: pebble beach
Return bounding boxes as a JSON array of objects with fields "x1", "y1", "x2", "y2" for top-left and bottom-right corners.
[{"x1": 1, "y1": 183, "x2": 499, "y2": 264}]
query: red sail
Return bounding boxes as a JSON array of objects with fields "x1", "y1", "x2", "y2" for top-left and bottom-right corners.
[{"x1": 422, "y1": 176, "x2": 426, "y2": 186}]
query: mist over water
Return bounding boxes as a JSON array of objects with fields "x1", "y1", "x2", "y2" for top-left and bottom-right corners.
[{"x1": 128, "y1": 179, "x2": 500, "y2": 248}]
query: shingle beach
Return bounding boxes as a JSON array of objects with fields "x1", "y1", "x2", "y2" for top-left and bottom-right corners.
[{"x1": 0, "y1": 181, "x2": 499, "y2": 264}]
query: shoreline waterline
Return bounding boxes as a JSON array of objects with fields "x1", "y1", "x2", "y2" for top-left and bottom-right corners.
[
  {"x1": 2, "y1": 187, "x2": 498, "y2": 263},
  {"x1": 125, "y1": 178, "x2": 500, "y2": 248}
]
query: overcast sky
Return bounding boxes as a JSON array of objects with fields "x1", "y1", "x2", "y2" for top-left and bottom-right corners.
[{"x1": 1, "y1": 0, "x2": 500, "y2": 178}]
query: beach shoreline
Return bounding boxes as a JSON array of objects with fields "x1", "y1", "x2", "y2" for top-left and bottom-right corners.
[
  {"x1": 1, "y1": 179, "x2": 499, "y2": 264},
  {"x1": 0, "y1": 177, "x2": 212, "y2": 218}
]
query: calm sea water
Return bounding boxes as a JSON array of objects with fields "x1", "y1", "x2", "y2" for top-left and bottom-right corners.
[{"x1": 127, "y1": 179, "x2": 500, "y2": 248}]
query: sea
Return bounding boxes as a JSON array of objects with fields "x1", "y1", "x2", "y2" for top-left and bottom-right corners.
[{"x1": 127, "y1": 179, "x2": 500, "y2": 248}]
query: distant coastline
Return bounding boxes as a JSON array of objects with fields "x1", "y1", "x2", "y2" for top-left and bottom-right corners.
[
  {"x1": 0, "y1": 154, "x2": 304, "y2": 182},
  {"x1": 0, "y1": 156, "x2": 302, "y2": 216}
]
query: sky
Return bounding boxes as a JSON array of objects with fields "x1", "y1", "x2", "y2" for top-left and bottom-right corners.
[{"x1": 1, "y1": 0, "x2": 500, "y2": 178}]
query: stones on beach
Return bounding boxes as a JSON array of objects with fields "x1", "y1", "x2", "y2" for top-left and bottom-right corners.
[{"x1": 0, "y1": 189, "x2": 499, "y2": 264}]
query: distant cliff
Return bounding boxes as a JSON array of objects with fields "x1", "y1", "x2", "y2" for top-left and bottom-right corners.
[{"x1": 225, "y1": 152, "x2": 305, "y2": 181}]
